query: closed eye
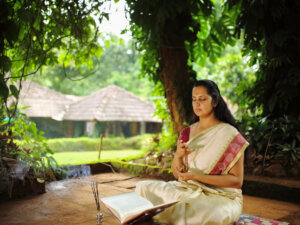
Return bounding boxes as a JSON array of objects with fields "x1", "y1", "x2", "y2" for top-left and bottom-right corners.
[{"x1": 192, "y1": 98, "x2": 206, "y2": 102}]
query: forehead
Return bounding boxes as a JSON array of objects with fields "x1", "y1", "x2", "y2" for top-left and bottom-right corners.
[{"x1": 192, "y1": 86, "x2": 209, "y2": 97}]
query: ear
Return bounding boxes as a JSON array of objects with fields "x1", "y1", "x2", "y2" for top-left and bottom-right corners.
[{"x1": 212, "y1": 99, "x2": 218, "y2": 108}]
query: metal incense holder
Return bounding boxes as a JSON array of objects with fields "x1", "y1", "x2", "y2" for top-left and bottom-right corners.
[{"x1": 96, "y1": 212, "x2": 103, "y2": 224}]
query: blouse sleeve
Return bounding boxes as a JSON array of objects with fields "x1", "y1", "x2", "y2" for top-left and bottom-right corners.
[{"x1": 178, "y1": 127, "x2": 190, "y2": 143}]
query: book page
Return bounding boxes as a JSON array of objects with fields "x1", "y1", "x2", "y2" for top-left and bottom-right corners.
[{"x1": 101, "y1": 192, "x2": 154, "y2": 223}]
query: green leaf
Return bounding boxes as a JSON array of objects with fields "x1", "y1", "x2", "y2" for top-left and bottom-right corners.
[
  {"x1": 9, "y1": 84, "x2": 19, "y2": 99},
  {"x1": 120, "y1": 28, "x2": 128, "y2": 35},
  {"x1": 33, "y1": 14, "x2": 41, "y2": 30},
  {"x1": 268, "y1": 95, "x2": 277, "y2": 112},
  {"x1": 4, "y1": 20, "x2": 19, "y2": 46},
  {"x1": 291, "y1": 152, "x2": 297, "y2": 162},
  {"x1": 0, "y1": 81, "x2": 9, "y2": 100},
  {"x1": 0, "y1": 56, "x2": 12, "y2": 72},
  {"x1": 17, "y1": 8, "x2": 32, "y2": 22}
]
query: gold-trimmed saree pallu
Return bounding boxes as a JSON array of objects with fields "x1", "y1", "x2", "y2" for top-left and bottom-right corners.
[{"x1": 135, "y1": 123, "x2": 249, "y2": 225}]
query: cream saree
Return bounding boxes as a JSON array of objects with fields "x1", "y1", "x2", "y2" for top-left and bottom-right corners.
[{"x1": 135, "y1": 123, "x2": 249, "y2": 225}]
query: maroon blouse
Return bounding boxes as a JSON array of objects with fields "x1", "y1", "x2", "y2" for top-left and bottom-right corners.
[{"x1": 178, "y1": 127, "x2": 190, "y2": 143}]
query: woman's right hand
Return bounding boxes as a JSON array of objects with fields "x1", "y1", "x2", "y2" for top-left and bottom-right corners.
[
  {"x1": 172, "y1": 140, "x2": 193, "y2": 178},
  {"x1": 176, "y1": 140, "x2": 193, "y2": 159}
]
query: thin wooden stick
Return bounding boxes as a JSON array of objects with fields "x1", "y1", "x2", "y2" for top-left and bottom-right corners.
[
  {"x1": 184, "y1": 150, "x2": 189, "y2": 172},
  {"x1": 98, "y1": 134, "x2": 103, "y2": 160}
]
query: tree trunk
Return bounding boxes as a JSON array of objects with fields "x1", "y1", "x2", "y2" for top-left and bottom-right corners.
[
  {"x1": 160, "y1": 44, "x2": 195, "y2": 134},
  {"x1": 159, "y1": 14, "x2": 198, "y2": 134}
]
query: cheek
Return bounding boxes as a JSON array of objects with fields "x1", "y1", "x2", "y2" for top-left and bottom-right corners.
[
  {"x1": 203, "y1": 102, "x2": 214, "y2": 112},
  {"x1": 202, "y1": 101, "x2": 211, "y2": 108}
]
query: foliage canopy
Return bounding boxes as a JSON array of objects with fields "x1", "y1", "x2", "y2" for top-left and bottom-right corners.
[
  {"x1": 234, "y1": 0, "x2": 300, "y2": 118},
  {"x1": 126, "y1": 0, "x2": 300, "y2": 172},
  {"x1": 0, "y1": 0, "x2": 107, "y2": 107},
  {"x1": 0, "y1": 0, "x2": 109, "y2": 184},
  {"x1": 0, "y1": 0, "x2": 299, "y2": 176},
  {"x1": 126, "y1": 0, "x2": 242, "y2": 134}
]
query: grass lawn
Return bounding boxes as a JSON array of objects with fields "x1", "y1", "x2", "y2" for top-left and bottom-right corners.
[{"x1": 53, "y1": 149, "x2": 144, "y2": 166}]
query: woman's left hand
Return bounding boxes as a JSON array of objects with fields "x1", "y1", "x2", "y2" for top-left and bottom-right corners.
[{"x1": 177, "y1": 171, "x2": 195, "y2": 181}]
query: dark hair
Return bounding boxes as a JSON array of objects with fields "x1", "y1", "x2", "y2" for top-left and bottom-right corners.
[{"x1": 192, "y1": 79, "x2": 241, "y2": 132}]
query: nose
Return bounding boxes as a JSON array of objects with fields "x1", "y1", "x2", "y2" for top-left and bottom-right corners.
[{"x1": 194, "y1": 99, "x2": 202, "y2": 105}]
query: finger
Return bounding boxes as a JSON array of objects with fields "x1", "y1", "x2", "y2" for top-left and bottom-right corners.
[
  {"x1": 181, "y1": 144, "x2": 187, "y2": 149},
  {"x1": 177, "y1": 140, "x2": 184, "y2": 146},
  {"x1": 178, "y1": 174, "x2": 185, "y2": 180},
  {"x1": 175, "y1": 166, "x2": 180, "y2": 174},
  {"x1": 179, "y1": 142, "x2": 186, "y2": 148}
]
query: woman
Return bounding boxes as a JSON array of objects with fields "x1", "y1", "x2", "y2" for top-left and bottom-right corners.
[{"x1": 135, "y1": 80, "x2": 249, "y2": 225}]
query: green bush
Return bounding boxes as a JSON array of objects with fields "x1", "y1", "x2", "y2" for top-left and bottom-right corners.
[
  {"x1": 15, "y1": 134, "x2": 154, "y2": 152},
  {"x1": 241, "y1": 114, "x2": 300, "y2": 172}
]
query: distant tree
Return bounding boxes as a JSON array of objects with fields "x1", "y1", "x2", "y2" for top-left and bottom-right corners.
[
  {"x1": 31, "y1": 35, "x2": 154, "y2": 98},
  {"x1": 193, "y1": 43, "x2": 256, "y2": 116}
]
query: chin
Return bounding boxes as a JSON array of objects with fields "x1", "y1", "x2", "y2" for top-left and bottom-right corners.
[{"x1": 195, "y1": 112, "x2": 203, "y2": 117}]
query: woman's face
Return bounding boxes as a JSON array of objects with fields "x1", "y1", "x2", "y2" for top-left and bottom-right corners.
[{"x1": 192, "y1": 86, "x2": 215, "y2": 118}]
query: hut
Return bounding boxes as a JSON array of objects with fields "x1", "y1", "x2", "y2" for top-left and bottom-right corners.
[
  {"x1": 12, "y1": 81, "x2": 161, "y2": 138},
  {"x1": 8, "y1": 80, "x2": 82, "y2": 138},
  {"x1": 63, "y1": 85, "x2": 161, "y2": 137}
]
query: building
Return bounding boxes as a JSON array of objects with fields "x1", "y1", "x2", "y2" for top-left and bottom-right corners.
[{"x1": 12, "y1": 81, "x2": 161, "y2": 138}]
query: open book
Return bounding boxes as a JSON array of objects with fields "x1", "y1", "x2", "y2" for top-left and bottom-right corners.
[{"x1": 100, "y1": 192, "x2": 178, "y2": 225}]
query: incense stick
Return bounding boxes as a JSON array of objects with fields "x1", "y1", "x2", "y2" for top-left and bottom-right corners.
[
  {"x1": 184, "y1": 150, "x2": 189, "y2": 172},
  {"x1": 91, "y1": 182, "x2": 103, "y2": 224},
  {"x1": 91, "y1": 182, "x2": 100, "y2": 211}
]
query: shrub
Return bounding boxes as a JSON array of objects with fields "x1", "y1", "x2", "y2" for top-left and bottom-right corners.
[
  {"x1": 15, "y1": 134, "x2": 154, "y2": 152},
  {"x1": 241, "y1": 114, "x2": 300, "y2": 175}
]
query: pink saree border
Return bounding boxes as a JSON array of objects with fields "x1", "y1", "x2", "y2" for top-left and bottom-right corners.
[{"x1": 209, "y1": 133, "x2": 248, "y2": 175}]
